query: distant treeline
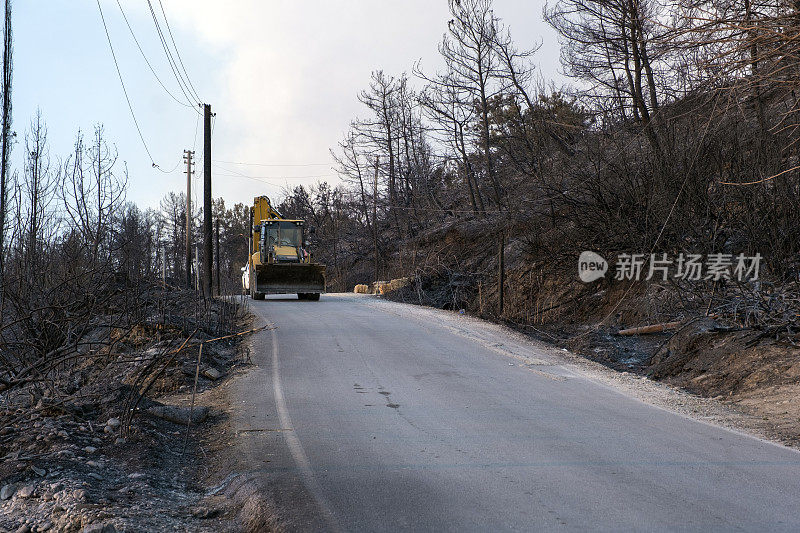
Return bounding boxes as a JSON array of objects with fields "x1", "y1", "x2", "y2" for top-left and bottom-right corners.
[{"x1": 0, "y1": 112, "x2": 250, "y2": 296}]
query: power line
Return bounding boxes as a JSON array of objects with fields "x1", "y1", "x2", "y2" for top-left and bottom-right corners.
[
  {"x1": 146, "y1": 0, "x2": 195, "y2": 103},
  {"x1": 96, "y1": 0, "x2": 158, "y2": 166},
  {"x1": 145, "y1": 0, "x2": 200, "y2": 112},
  {"x1": 156, "y1": 0, "x2": 202, "y2": 103},
  {"x1": 221, "y1": 172, "x2": 282, "y2": 189},
  {"x1": 212, "y1": 163, "x2": 336, "y2": 180},
  {"x1": 154, "y1": 158, "x2": 182, "y2": 173},
  {"x1": 192, "y1": 113, "x2": 200, "y2": 153},
  {"x1": 214, "y1": 171, "x2": 338, "y2": 180},
  {"x1": 213, "y1": 159, "x2": 332, "y2": 167},
  {"x1": 113, "y1": 0, "x2": 194, "y2": 109}
]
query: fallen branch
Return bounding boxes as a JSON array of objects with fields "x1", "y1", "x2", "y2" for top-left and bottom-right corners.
[{"x1": 617, "y1": 321, "x2": 683, "y2": 336}]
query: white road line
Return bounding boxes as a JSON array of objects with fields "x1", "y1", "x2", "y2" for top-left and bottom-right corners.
[{"x1": 269, "y1": 321, "x2": 342, "y2": 532}]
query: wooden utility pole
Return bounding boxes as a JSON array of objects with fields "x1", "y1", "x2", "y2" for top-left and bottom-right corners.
[
  {"x1": 183, "y1": 150, "x2": 193, "y2": 289},
  {"x1": 215, "y1": 218, "x2": 220, "y2": 296},
  {"x1": 202, "y1": 104, "x2": 213, "y2": 297},
  {"x1": 373, "y1": 157, "x2": 379, "y2": 283},
  {"x1": 498, "y1": 232, "x2": 505, "y2": 316}
]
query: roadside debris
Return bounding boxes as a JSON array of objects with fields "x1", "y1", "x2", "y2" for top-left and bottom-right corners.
[
  {"x1": 0, "y1": 286, "x2": 255, "y2": 531},
  {"x1": 617, "y1": 321, "x2": 683, "y2": 336},
  {"x1": 146, "y1": 404, "x2": 210, "y2": 425}
]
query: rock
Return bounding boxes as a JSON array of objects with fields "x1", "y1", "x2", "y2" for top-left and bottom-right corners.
[
  {"x1": 113, "y1": 438, "x2": 126, "y2": 446},
  {"x1": 36, "y1": 521, "x2": 53, "y2": 532},
  {"x1": 57, "y1": 430, "x2": 68, "y2": 438},
  {"x1": 87, "y1": 473, "x2": 103, "y2": 481},
  {"x1": 105, "y1": 418, "x2": 120, "y2": 429},
  {"x1": 31, "y1": 465, "x2": 46, "y2": 477},
  {"x1": 81, "y1": 522, "x2": 116, "y2": 533},
  {"x1": 17, "y1": 484, "x2": 35, "y2": 498},
  {"x1": 83, "y1": 446, "x2": 97, "y2": 454},
  {"x1": 72, "y1": 488, "x2": 88, "y2": 502},
  {"x1": 14, "y1": 525, "x2": 31, "y2": 533},
  {"x1": 146, "y1": 405, "x2": 208, "y2": 425},
  {"x1": 191, "y1": 506, "x2": 220, "y2": 519},
  {"x1": 201, "y1": 367, "x2": 222, "y2": 380},
  {"x1": 1, "y1": 483, "x2": 16, "y2": 499},
  {"x1": 86, "y1": 460, "x2": 101, "y2": 468},
  {"x1": 127, "y1": 472, "x2": 145, "y2": 479}
]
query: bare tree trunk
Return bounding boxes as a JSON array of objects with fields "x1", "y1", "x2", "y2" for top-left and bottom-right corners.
[
  {"x1": 0, "y1": 0, "x2": 11, "y2": 283},
  {"x1": 745, "y1": 0, "x2": 767, "y2": 155},
  {"x1": 457, "y1": 124, "x2": 484, "y2": 213},
  {"x1": 478, "y1": 67, "x2": 502, "y2": 208}
]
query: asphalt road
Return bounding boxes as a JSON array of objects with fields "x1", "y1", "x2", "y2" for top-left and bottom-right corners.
[{"x1": 232, "y1": 293, "x2": 800, "y2": 532}]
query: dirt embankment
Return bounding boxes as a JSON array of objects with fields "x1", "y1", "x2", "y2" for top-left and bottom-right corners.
[
  {"x1": 645, "y1": 320, "x2": 800, "y2": 446},
  {"x1": 538, "y1": 313, "x2": 799, "y2": 447},
  {"x1": 381, "y1": 235, "x2": 800, "y2": 448},
  {"x1": 550, "y1": 285, "x2": 800, "y2": 448}
]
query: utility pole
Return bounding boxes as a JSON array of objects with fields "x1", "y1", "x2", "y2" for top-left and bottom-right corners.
[
  {"x1": 373, "y1": 157, "x2": 379, "y2": 284},
  {"x1": 202, "y1": 104, "x2": 213, "y2": 298},
  {"x1": 215, "y1": 218, "x2": 220, "y2": 297},
  {"x1": 498, "y1": 232, "x2": 505, "y2": 317},
  {"x1": 194, "y1": 243, "x2": 200, "y2": 291},
  {"x1": 183, "y1": 149, "x2": 193, "y2": 289}
]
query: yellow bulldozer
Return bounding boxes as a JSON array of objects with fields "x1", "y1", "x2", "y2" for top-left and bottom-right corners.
[{"x1": 242, "y1": 196, "x2": 326, "y2": 300}]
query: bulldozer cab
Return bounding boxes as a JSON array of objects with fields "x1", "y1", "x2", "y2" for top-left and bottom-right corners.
[
  {"x1": 263, "y1": 220, "x2": 302, "y2": 247},
  {"x1": 258, "y1": 220, "x2": 305, "y2": 263}
]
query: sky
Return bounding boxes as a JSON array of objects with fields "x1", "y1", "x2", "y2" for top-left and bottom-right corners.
[{"x1": 13, "y1": 1, "x2": 565, "y2": 211}]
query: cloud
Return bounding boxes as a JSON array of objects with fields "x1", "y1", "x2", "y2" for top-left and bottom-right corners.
[
  {"x1": 127, "y1": 1, "x2": 559, "y2": 204},
  {"x1": 154, "y1": 1, "x2": 449, "y2": 164}
]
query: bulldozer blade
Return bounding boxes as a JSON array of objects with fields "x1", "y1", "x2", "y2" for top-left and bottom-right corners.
[{"x1": 255, "y1": 263, "x2": 326, "y2": 295}]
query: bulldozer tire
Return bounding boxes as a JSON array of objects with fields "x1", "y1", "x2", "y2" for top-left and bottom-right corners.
[
  {"x1": 307, "y1": 293, "x2": 320, "y2": 301},
  {"x1": 252, "y1": 291, "x2": 265, "y2": 300},
  {"x1": 297, "y1": 293, "x2": 307, "y2": 300}
]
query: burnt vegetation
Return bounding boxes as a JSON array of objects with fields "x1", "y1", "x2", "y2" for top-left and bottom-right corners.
[
  {"x1": 276, "y1": 0, "x2": 800, "y2": 337},
  {"x1": 0, "y1": 114, "x2": 254, "y2": 438}
]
